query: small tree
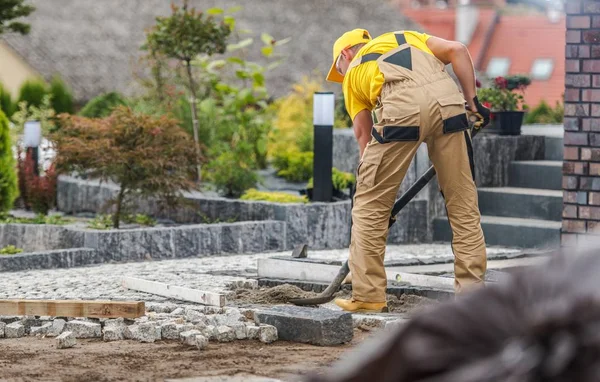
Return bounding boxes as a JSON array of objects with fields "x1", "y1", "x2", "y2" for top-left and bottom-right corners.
[
  {"x1": 0, "y1": 110, "x2": 18, "y2": 214},
  {"x1": 0, "y1": 0, "x2": 35, "y2": 35},
  {"x1": 17, "y1": 78, "x2": 48, "y2": 109},
  {"x1": 52, "y1": 106, "x2": 199, "y2": 228},
  {"x1": 145, "y1": 0, "x2": 231, "y2": 182},
  {"x1": 49, "y1": 75, "x2": 74, "y2": 115}
]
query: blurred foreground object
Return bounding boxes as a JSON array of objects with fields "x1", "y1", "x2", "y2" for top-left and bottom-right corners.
[{"x1": 306, "y1": 246, "x2": 600, "y2": 382}]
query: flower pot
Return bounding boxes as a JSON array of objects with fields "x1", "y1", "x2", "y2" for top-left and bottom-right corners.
[{"x1": 494, "y1": 111, "x2": 525, "y2": 136}]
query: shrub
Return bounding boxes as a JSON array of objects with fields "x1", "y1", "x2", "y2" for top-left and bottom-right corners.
[
  {"x1": 240, "y1": 188, "x2": 308, "y2": 204},
  {"x1": 19, "y1": 149, "x2": 57, "y2": 215},
  {"x1": 87, "y1": 214, "x2": 113, "y2": 230},
  {"x1": 78, "y1": 92, "x2": 127, "y2": 118},
  {"x1": 274, "y1": 150, "x2": 313, "y2": 182},
  {"x1": 0, "y1": 245, "x2": 23, "y2": 255},
  {"x1": 17, "y1": 78, "x2": 49, "y2": 109},
  {"x1": 0, "y1": 110, "x2": 18, "y2": 214},
  {"x1": 204, "y1": 150, "x2": 259, "y2": 198},
  {"x1": 49, "y1": 75, "x2": 74, "y2": 115},
  {"x1": 524, "y1": 100, "x2": 564, "y2": 124},
  {"x1": 123, "y1": 213, "x2": 156, "y2": 227},
  {"x1": 307, "y1": 168, "x2": 356, "y2": 191},
  {"x1": 0, "y1": 82, "x2": 14, "y2": 117},
  {"x1": 53, "y1": 106, "x2": 199, "y2": 228}
]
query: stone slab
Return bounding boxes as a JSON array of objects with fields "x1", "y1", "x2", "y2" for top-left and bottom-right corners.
[
  {"x1": 0, "y1": 249, "x2": 101, "y2": 272},
  {"x1": 65, "y1": 320, "x2": 101, "y2": 338},
  {"x1": 57, "y1": 331, "x2": 76, "y2": 349},
  {"x1": 255, "y1": 305, "x2": 352, "y2": 346}
]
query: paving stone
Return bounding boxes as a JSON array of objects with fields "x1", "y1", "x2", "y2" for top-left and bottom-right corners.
[
  {"x1": 0, "y1": 316, "x2": 21, "y2": 325},
  {"x1": 215, "y1": 326, "x2": 235, "y2": 343},
  {"x1": 160, "y1": 322, "x2": 179, "y2": 340},
  {"x1": 30, "y1": 322, "x2": 53, "y2": 336},
  {"x1": 204, "y1": 307, "x2": 224, "y2": 315},
  {"x1": 195, "y1": 334, "x2": 209, "y2": 350},
  {"x1": 240, "y1": 309, "x2": 257, "y2": 321},
  {"x1": 171, "y1": 307, "x2": 185, "y2": 316},
  {"x1": 383, "y1": 319, "x2": 408, "y2": 332},
  {"x1": 136, "y1": 322, "x2": 158, "y2": 343},
  {"x1": 246, "y1": 324, "x2": 260, "y2": 340},
  {"x1": 255, "y1": 306, "x2": 351, "y2": 346},
  {"x1": 155, "y1": 325, "x2": 162, "y2": 340},
  {"x1": 202, "y1": 325, "x2": 217, "y2": 341},
  {"x1": 103, "y1": 326, "x2": 125, "y2": 341},
  {"x1": 21, "y1": 317, "x2": 44, "y2": 334},
  {"x1": 185, "y1": 309, "x2": 206, "y2": 324},
  {"x1": 65, "y1": 320, "x2": 102, "y2": 339},
  {"x1": 231, "y1": 324, "x2": 247, "y2": 340},
  {"x1": 47, "y1": 319, "x2": 66, "y2": 337},
  {"x1": 0, "y1": 322, "x2": 5, "y2": 338},
  {"x1": 181, "y1": 330, "x2": 203, "y2": 346},
  {"x1": 214, "y1": 309, "x2": 245, "y2": 326},
  {"x1": 258, "y1": 325, "x2": 278, "y2": 344},
  {"x1": 124, "y1": 325, "x2": 138, "y2": 340},
  {"x1": 57, "y1": 331, "x2": 76, "y2": 349},
  {"x1": 148, "y1": 312, "x2": 173, "y2": 322},
  {"x1": 5, "y1": 322, "x2": 25, "y2": 338}
]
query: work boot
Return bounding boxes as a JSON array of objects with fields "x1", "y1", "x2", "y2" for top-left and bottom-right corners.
[{"x1": 334, "y1": 298, "x2": 388, "y2": 313}]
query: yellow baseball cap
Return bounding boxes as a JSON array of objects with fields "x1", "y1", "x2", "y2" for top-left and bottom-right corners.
[{"x1": 326, "y1": 28, "x2": 372, "y2": 83}]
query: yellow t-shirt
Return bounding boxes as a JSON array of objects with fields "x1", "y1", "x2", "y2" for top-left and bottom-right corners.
[{"x1": 342, "y1": 31, "x2": 434, "y2": 122}]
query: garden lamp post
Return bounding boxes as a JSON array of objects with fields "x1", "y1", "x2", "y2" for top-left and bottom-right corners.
[
  {"x1": 23, "y1": 120, "x2": 41, "y2": 176},
  {"x1": 313, "y1": 92, "x2": 335, "y2": 202}
]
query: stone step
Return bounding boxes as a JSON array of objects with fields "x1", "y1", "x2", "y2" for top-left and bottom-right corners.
[
  {"x1": 433, "y1": 215, "x2": 561, "y2": 249},
  {"x1": 508, "y1": 161, "x2": 563, "y2": 190},
  {"x1": 544, "y1": 136, "x2": 564, "y2": 161},
  {"x1": 478, "y1": 187, "x2": 563, "y2": 221}
]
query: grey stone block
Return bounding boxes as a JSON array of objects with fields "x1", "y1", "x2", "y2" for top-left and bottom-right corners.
[
  {"x1": 57, "y1": 331, "x2": 76, "y2": 349},
  {"x1": 47, "y1": 319, "x2": 66, "y2": 337},
  {"x1": 5, "y1": 322, "x2": 25, "y2": 338},
  {"x1": 202, "y1": 325, "x2": 217, "y2": 341},
  {"x1": 0, "y1": 316, "x2": 21, "y2": 325},
  {"x1": 215, "y1": 326, "x2": 235, "y2": 343},
  {"x1": 171, "y1": 307, "x2": 185, "y2": 316},
  {"x1": 181, "y1": 329, "x2": 203, "y2": 346},
  {"x1": 65, "y1": 320, "x2": 101, "y2": 338},
  {"x1": 0, "y1": 322, "x2": 5, "y2": 337},
  {"x1": 258, "y1": 325, "x2": 278, "y2": 344},
  {"x1": 231, "y1": 324, "x2": 247, "y2": 340},
  {"x1": 0, "y1": 248, "x2": 101, "y2": 272},
  {"x1": 255, "y1": 306, "x2": 352, "y2": 346},
  {"x1": 195, "y1": 334, "x2": 209, "y2": 350},
  {"x1": 134, "y1": 322, "x2": 158, "y2": 343},
  {"x1": 246, "y1": 324, "x2": 260, "y2": 340},
  {"x1": 160, "y1": 322, "x2": 181, "y2": 340},
  {"x1": 103, "y1": 326, "x2": 125, "y2": 341},
  {"x1": 30, "y1": 322, "x2": 53, "y2": 336}
]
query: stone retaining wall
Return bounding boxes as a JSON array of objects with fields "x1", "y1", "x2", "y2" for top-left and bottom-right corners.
[
  {"x1": 0, "y1": 224, "x2": 84, "y2": 252},
  {"x1": 0, "y1": 248, "x2": 101, "y2": 272}
]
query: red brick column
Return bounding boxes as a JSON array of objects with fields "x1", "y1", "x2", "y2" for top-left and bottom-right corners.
[{"x1": 563, "y1": 1, "x2": 600, "y2": 246}]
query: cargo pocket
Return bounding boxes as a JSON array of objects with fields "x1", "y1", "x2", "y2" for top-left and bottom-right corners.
[
  {"x1": 436, "y1": 93, "x2": 469, "y2": 134},
  {"x1": 378, "y1": 103, "x2": 420, "y2": 142},
  {"x1": 356, "y1": 147, "x2": 383, "y2": 189}
]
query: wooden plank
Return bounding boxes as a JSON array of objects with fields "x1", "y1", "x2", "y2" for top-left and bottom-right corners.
[
  {"x1": 121, "y1": 277, "x2": 226, "y2": 307},
  {"x1": 0, "y1": 299, "x2": 145, "y2": 318}
]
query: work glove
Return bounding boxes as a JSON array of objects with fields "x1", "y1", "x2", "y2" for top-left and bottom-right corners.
[{"x1": 467, "y1": 96, "x2": 491, "y2": 130}]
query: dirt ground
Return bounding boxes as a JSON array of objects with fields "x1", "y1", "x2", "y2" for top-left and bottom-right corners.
[
  {"x1": 0, "y1": 334, "x2": 369, "y2": 382},
  {"x1": 232, "y1": 284, "x2": 437, "y2": 315}
]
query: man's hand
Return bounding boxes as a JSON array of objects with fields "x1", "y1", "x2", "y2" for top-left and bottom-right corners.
[
  {"x1": 467, "y1": 96, "x2": 491, "y2": 130},
  {"x1": 353, "y1": 110, "x2": 373, "y2": 158}
]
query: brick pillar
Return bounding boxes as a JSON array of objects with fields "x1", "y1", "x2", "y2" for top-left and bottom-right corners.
[{"x1": 563, "y1": 1, "x2": 600, "y2": 246}]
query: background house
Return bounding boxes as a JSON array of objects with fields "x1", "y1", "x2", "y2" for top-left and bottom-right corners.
[
  {"x1": 0, "y1": 0, "x2": 422, "y2": 105},
  {"x1": 396, "y1": 0, "x2": 566, "y2": 107}
]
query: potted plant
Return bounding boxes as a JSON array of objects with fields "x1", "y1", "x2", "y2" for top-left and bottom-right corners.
[{"x1": 478, "y1": 75, "x2": 531, "y2": 136}]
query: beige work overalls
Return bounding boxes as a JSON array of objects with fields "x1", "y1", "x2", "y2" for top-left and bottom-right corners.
[{"x1": 347, "y1": 32, "x2": 487, "y2": 301}]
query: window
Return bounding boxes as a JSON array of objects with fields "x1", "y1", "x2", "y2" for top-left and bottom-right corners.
[
  {"x1": 531, "y1": 59, "x2": 554, "y2": 80},
  {"x1": 486, "y1": 57, "x2": 510, "y2": 78}
]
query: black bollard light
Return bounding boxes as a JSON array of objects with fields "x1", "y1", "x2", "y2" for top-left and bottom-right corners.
[
  {"x1": 312, "y1": 92, "x2": 335, "y2": 202},
  {"x1": 23, "y1": 120, "x2": 41, "y2": 176}
]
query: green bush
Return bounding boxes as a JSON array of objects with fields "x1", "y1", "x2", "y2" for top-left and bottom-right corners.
[
  {"x1": 204, "y1": 150, "x2": 259, "y2": 198},
  {"x1": 0, "y1": 82, "x2": 14, "y2": 117},
  {"x1": 0, "y1": 245, "x2": 23, "y2": 255},
  {"x1": 307, "y1": 168, "x2": 355, "y2": 191},
  {"x1": 123, "y1": 213, "x2": 157, "y2": 227},
  {"x1": 49, "y1": 76, "x2": 74, "y2": 114},
  {"x1": 273, "y1": 150, "x2": 313, "y2": 182},
  {"x1": 87, "y1": 214, "x2": 114, "y2": 230},
  {"x1": 18, "y1": 78, "x2": 49, "y2": 109},
  {"x1": 0, "y1": 110, "x2": 18, "y2": 214},
  {"x1": 524, "y1": 100, "x2": 564, "y2": 124},
  {"x1": 78, "y1": 92, "x2": 127, "y2": 118},
  {"x1": 240, "y1": 188, "x2": 308, "y2": 203}
]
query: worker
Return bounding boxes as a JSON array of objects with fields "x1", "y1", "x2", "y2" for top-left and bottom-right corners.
[{"x1": 326, "y1": 29, "x2": 491, "y2": 313}]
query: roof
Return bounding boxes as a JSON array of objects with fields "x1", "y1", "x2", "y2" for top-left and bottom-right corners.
[
  {"x1": 400, "y1": 3, "x2": 566, "y2": 107},
  {"x1": 480, "y1": 14, "x2": 566, "y2": 107},
  {"x1": 0, "y1": 0, "x2": 422, "y2": 103}
]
